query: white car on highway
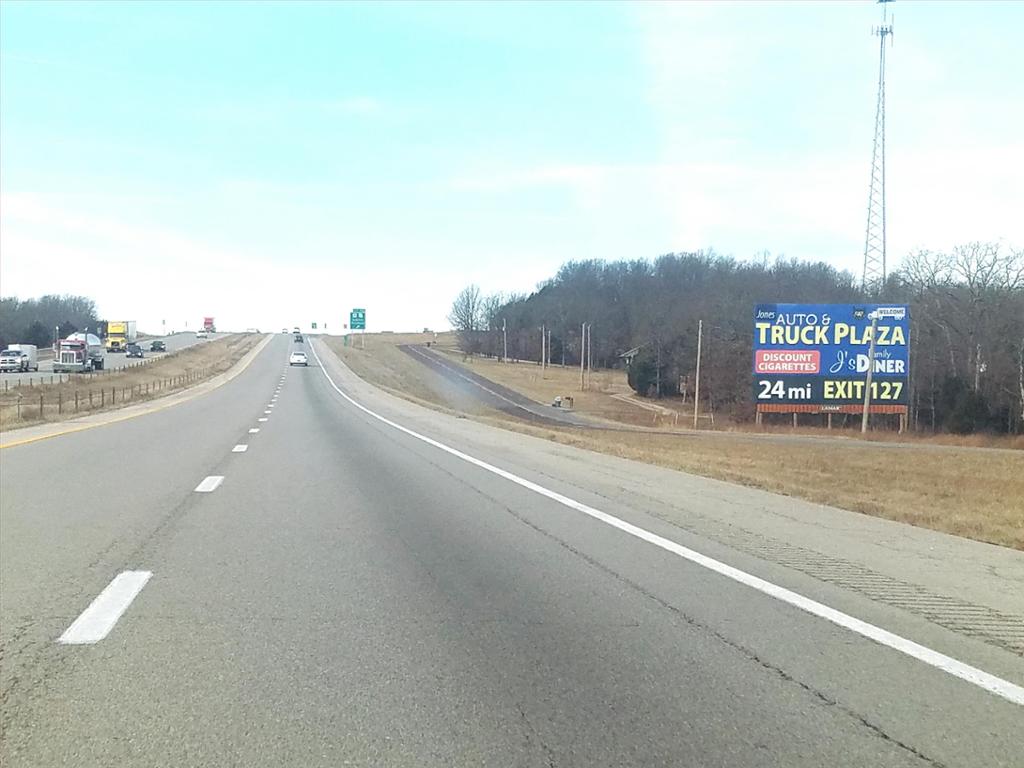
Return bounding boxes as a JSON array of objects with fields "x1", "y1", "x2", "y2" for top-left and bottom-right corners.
[{"x1": 289, "y1": 351, "x2": 308, "y2": 366}]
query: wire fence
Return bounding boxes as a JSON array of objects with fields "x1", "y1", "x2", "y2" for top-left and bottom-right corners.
[
  {"x1": 0, "y1": 366, "x2": 214, "y2": 426},
  {"x1": 0, "y1": 358, "x2": 157, "y2": 389}
]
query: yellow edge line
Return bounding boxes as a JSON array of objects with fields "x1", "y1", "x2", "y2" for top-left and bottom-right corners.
[{"x1": 0, "y1": 335, "x2": 273, "y2": 450}]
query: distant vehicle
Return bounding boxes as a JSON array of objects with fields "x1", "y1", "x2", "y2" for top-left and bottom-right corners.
[
  {"x1": 53, "y1": 333, "x2": 104, "y2": 373},
  {"x1": 126, "y1": 343, "x2": 144, "y2": 358},
  {"x1": 292, "y1": 327, "x2": 300, "y2": 334},
  {"x1": 289, "y1": 351, "x2": 308, "y2": 366},
  {"x1": 203, "y1": 317, "x2": 216, "y2": 334},
  {"x1": 105, "y1": 320, "x2": 137, "y2": 352},
  {"x1": 196, "y1": 330, "x2": 208, "y2": 339},
  {"x1": 149, "y1": 340, "x2": 166, "y2": 352},
  {"x1": 281, "y1": 328, "x2": 289, "y2": 333},
  {"x1": 0, "y1": 344, "x2": 39, "y2": 373},
  {"x1": 294, "y1": 334, "x2": 304, "y2": 343}
]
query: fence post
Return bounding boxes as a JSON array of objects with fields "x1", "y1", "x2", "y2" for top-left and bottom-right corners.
[
  {"x1": 58, "y1": 391, "x2": 62, "y2": 414},
  {"x1": 101, "y1": 389, "x2": 105, "y2": 407},
  {"x1": 75, "y1": 391, "x2": 79, "y2": 412},
  {"x1": 39, "y1": 392, "x2": 44, "y2": 418}
]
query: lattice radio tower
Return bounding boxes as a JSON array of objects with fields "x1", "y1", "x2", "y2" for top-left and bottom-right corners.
[{"x1": 863, "y1": 0, "x2": 894, "y2": 294}]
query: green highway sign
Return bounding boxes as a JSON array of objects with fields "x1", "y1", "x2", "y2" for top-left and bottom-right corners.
[
  {"x1": 312, "y1": 322, "x2": 318, "y2": 329},
  {"x1": 350, "y1": 308, "x2": 366, "y2": 330}
]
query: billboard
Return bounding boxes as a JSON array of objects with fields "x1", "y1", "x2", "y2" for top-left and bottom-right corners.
[{"x1": 753, "y1": 303, "x2": 910, "y2": 414}]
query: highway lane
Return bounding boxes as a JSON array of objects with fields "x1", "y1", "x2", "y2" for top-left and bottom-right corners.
[
  {"x1": 0, "y1": 331, "x2": 226, "y2": 387},
  {"x1": 1, "y1": 334, "x2": 1021, "y2": 766}
]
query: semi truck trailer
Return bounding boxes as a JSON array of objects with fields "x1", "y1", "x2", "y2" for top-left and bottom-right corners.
[
  {"x1": 53, "y1": 333, "x2": 105, "y2": 373},
  {"x1": 105, "y1": 320, "x2": 138, "y2": 352}
]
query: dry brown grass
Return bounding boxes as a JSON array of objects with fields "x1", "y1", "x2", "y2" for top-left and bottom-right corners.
[
  {"x1": 488, "y1": 421, "x2": 1024, "y2": 550},
  {"x1": 324, "y1": 332, "x2": 1024, "y2": 550},
  {"x1": 0, "y1": 334, "x2": 263, "y2": 429}
]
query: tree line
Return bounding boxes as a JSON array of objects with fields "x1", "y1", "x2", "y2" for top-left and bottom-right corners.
[
  {"x1": 449, "y1": 243, "x2": 1024, "y2": 434},
  {"x1": 0, "y1": 295, "x2": 103, "y2": 351}
]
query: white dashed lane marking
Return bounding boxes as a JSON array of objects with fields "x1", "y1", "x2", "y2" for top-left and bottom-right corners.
[
  {"x1": 194, "y1": 475, "x2": 225, "y2": 492},
  {"x1": 58, "y1": 571, "x2": 152, "y2": 645},
  {"x1": 249, "y1": 428, "x2": 260, "y2": 434},
  {"x1": 232, "y1": 445, "x2": 248, "y2": 453}
]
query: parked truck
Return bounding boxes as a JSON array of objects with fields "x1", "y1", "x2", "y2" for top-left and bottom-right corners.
[
  {"x1": 105, "y1": 320, "x2": 138, "y2": 352},
  {"x1": 0, "y1": 344, "x2": 39, "y2": 373},
  {"x1": 53, "y1": 333, "x2": 105, "y2": 373}
]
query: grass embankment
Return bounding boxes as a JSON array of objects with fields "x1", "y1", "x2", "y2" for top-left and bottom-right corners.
[
  {"x1": 0, "y1": 334, "x2": 263, "y2": 430},
  {"x1": 322, "y1": 332, "x2": 1024, "y2": 550},
  {"x1": 322, "y1": 333, "x2": 506, "y2": 418}
]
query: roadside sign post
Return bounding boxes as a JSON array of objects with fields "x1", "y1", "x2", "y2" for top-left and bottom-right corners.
[{"x1": 350, "y1": 309, "x2": 366, "y2": 349}]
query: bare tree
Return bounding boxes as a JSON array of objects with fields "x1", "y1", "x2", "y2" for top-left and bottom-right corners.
[{"x1": 448, "y1": 285, "x2": 484, "y2": 355}]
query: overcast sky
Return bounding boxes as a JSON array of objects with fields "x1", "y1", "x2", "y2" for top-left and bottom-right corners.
[{"x1": 2, "y1": 1, "x2": 1021, "y2": 334}]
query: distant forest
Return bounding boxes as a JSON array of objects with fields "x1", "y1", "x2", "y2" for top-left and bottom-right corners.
[
  {"x1": 449, "y1": 243, "x2": 1024, "y2": 434},
  {"x1": 0, "y1": 295, "x2": 103, "y2": 351}
]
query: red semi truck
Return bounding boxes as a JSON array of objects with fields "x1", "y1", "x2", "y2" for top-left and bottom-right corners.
[
  {"x1": 53, "y1": 333, "x2": 105, "y2": 373},
  {"x1": 203, "y1": 317, "x2": 216, "y2": 333}
]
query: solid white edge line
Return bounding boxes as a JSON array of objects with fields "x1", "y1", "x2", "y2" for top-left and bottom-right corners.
[
  {"x1": 232, "y1": 444, "x2": 248, "y2": 452},
  {"x1": 308, "y1": 340, "x2": 1024, "y2": 708},
  {"x1": 194, "y1": 475, "x2": 225, "y2": 492},
  {"x1": 58, "y1": 571, "x2": 152, "y2": 644}
]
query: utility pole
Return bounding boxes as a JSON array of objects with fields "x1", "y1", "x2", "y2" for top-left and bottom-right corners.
[
  {"x1": 655, "y1": 340, "x2": 661, "y2": 398},
  {"x1": 502, "y1": 318, "x2": 508, "y2": 363},
  {"x1": 547, "y1": 327, "x2": 552, "y2": 373},
  {"x1": 586, "y1": 324, "x2": 592, "y2": 390},
  {"x1": 693, "y1": 319, "x2": 703, "y2": 429},
  {"x1": 541, "y1": 324, "x2": 546, "y2": 376},
  {"x1": 861, "y1": 312, "x2": 879, "y2": 433},
  {"x1": 580, "y1": 323, "x2": 586, "y2": 390}
]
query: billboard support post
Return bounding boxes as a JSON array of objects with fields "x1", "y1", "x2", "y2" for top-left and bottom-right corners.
[{"x1": 861, "y1": 313, "x2": 880, "y2": 433}]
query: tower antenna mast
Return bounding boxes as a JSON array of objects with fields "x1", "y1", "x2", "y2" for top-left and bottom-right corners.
[{"x1": 863, "y1": 0, "x2": 894, "y2": 294}]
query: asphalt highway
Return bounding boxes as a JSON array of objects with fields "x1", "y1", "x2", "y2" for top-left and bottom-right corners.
[
  {"x1": 1, "y1": 334, "x2": 1021, "y2": 767},
  {"x1": 0, "y1": 331, "x2": 223, "y2": 386}
]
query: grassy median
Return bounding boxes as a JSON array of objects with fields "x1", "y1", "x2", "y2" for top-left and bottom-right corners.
[
  {"x1": 322, "y1": 332, "x2": 1024, "y2": 550},
  {"x1": 0, "y1": 334, "x2": 264, "y2": 430}
]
